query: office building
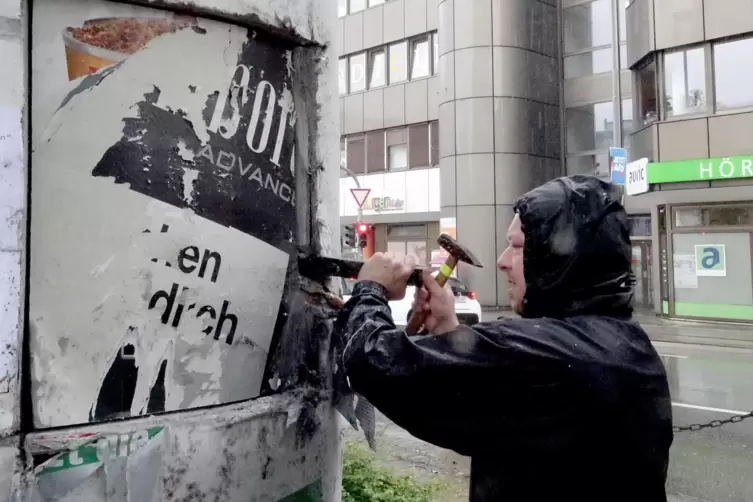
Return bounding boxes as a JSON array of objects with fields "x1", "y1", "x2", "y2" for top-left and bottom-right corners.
[{"x1": 339, "y1": 0, "x2": 753, "y2": 325}]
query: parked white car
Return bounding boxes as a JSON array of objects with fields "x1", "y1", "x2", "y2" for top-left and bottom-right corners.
[{"x1": 340, "y1": 275, "x2": 482, "y2": 327}]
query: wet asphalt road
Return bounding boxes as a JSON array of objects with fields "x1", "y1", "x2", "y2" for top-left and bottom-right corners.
[
  {"x1": 658, "y1": 346, "x2": 753, "y2": 502},
  {"x1": 347, "y1": 314, "x2": 753, "y2": 501}
]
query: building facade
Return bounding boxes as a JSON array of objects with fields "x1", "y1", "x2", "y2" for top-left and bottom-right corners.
[
  {"x1": 623, "y1": 0, "x2": 753, "y2": 324},
  {"x1": 339, "y1": 0, "x2": 753, "y2": 326}
]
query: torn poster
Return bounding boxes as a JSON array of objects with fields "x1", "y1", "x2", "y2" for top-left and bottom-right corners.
[
  {"x1": 33, "y1": 427, "x2": 165, "y2": 501},
  {"x1": 30, "y1": 0, "x2": 297, "y2": 428}
]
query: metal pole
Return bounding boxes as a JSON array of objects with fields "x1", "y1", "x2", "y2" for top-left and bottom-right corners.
[
  {"x1": 340, "y1": 165, "x2": 364, "y2": 258},
  {"x1": 611, "y1": 0, "x2": 625, "y2": 207},
  {"x1": 611, "y1": 0, "x2": 623, "y2": 148}
]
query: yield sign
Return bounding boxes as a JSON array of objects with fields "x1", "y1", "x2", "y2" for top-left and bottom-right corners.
[{"x1": 350, "y1": 188, "x2": 371, "y2": 208}]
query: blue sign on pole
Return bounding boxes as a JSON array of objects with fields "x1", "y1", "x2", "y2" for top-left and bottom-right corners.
[{"x1": 609, "y1": 147, "x2": 628, "y2": 185}]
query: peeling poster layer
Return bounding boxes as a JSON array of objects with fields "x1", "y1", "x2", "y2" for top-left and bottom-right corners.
[
  {"x1": 30, "y1": 0, "x2": 298, "y2": 428},
  {"x1": 23, "y1": 393, "x2": 335, "y2": 501}
]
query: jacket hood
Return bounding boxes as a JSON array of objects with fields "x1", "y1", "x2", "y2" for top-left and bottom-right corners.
[{"x1": 513, "y1": 175, "x2": 634, "y2": 319}]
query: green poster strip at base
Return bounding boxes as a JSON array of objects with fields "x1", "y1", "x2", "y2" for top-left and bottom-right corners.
[
  {"x1": 38, "y1": 426, "x2": 164, "y2": 475},
  {"x1": 647, "y1": 155, "x2": 753, "y2": 184},
  {"x1": 279, "y1": 481, "x2": 322, "y2": 502}
]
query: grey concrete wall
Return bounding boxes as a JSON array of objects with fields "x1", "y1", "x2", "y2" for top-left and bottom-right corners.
[{"x1": 438, "y1": 0, "x2": 561, "y2": 307}]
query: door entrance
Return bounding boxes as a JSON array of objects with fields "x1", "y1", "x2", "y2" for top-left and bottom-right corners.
[{"x1": 632, "y1": 240, "x2": 654, "y2": 310}]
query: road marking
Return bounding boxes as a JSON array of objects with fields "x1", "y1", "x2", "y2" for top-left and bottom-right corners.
[
  {"x1": 672, "y1": 402, "x2": 748, "y2": 415},
  {"x1": 659, "y1": 354, "x2": 688, "y2": 359}
]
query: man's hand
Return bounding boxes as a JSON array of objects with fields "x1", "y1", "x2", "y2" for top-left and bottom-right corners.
[
  {"x1": 357, "y1": 253, "x2": 416, "y2": 301},
  {"x1": 412, "y1": 271, "x2": 459, "y2": 334}
]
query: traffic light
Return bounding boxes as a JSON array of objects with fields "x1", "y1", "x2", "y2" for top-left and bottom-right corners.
[
  {"x1": 342, "y1": 225, "x2": 356, "y2": 247},
  {"x1": 356, "y1": 223, "x2": 371, "y2": 249}
]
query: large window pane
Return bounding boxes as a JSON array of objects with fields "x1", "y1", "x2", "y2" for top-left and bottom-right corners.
[
  {"x1": 564, "y1": 48, "x2": 613, "y2": 78},
  {"x1": 346, "y1": 137, "x2": 366, "y2": 174},
  {"x1": 389, "y1": 42, "x2": 408, "y2": 83},
  {"x1": 563, "y1": 0, "x2": 613, "y2": 54},
  {"x1": 619, "y1": 0, "x2": 626, "y2": 42},
  {"x1": 338, "y1": 0, "x2": 347, "y2": 17},
  {"x1": 339, "y1": 58, "x2": 347, "y2": 95},
  {"x1": 349, "y1": 53, "x2": 366, "y2": 93},
  {"x1": 636, "y1": 56, "x2": 658, "y2": 125},
  {"x1": 430, "y1": 121, "x2": 439, "y2": 165},
  {"x1": 369, "y1": 0, "x2": 385, "y2": 6},
  {"x1": 411, "y1": 37, "x2": 430, "y2": 79},
  {"x1": 389, "y1": 144, "x2": 408, "y2": 171},
  {"x1": 409, "y1": 124, "x2": 430, "y2": 167},
  {"x1": 369, "y1": 50, "x2": 386, "y2": 88},
  {"x1": 340, "y1": 138, "x2": 346, "y2": 172},
  {"x1": 566, "y1": 153, "x2": 610, "y2": 178},
  {"x1": 566, "y1": 101, "x2": 614, "y2": 154},
  {"x1": 433, "y1": 33, "x2": 439, "y2": 74},
  {"x1": 715, "y1": 38, "x2": 753, "y2": 111},
  {"x1": 350, "y1": 0, "x2": 366, "y2": 13},
  {"x1": 672, "y1": 232, "x2": 753, "y2": 321},
  {"x1": 366, "y1": 131, "x2": 385, "y2": 173},
  {"x1": 620, "y1": 44, "x2": 627, "y2": 69},
  {"x1": 664, "y1": 47, "x2": 707, "y2": 118}
]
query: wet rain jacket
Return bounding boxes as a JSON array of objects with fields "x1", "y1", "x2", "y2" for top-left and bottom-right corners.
[{"x1": 341, "y1": 175, "x2": 673, "y2": 501}]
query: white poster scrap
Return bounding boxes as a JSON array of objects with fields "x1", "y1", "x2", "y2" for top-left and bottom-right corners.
[{"x1": 673, "y1": 254, "x2": 698, "y2": 289}]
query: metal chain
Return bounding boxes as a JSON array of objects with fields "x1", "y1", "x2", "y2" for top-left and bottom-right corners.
[{"x1": 673, "y1": 410, "x2": 753, "y2": 433}]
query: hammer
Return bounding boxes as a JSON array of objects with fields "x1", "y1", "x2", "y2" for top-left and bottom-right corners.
[{"x1": 405, "y1": 233, "x2": 483, "y2": 336}]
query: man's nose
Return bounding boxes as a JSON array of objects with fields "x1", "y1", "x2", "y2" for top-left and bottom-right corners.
[{"x1": 497, "y1": 251, "x2": 509, "y2": 272}]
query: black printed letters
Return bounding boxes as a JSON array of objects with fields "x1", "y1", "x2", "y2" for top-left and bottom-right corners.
[{"x1": 148, "y1": 245, "x2": 238, "y2": 345}]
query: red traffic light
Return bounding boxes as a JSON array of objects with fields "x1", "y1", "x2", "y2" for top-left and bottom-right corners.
[{"x1": 356, "y1": 223, "x2": 370, "y2": 234}]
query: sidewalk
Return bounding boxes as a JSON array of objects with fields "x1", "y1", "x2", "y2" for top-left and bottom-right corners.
[{"x1": 482, "y1": 308, "x2": 753, "y2": 350}]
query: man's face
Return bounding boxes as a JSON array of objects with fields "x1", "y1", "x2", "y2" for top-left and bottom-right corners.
[{"x1": 497, "y1": 214, "x2": 526, "y2": 315}]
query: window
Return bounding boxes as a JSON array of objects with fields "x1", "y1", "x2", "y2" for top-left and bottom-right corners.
[
  {"x1": 433, "y1": 33, "x2": 439, "y2": 74},
  {"x1": 340, "y1": 138, "x2": 346, "y2": 170},
  {"x1": 389, "y1": 145, "x2": 408, "y2": 170},
  {"x1": 389, "y1": 41, "x2": 408, "y2": 83},
  {"x1": 338, "y1": 0, "x2": 347, "y2": 17},
  {"x1": 349, "y1": 53, "x2": 366, "y2": 93},
  {"x1": 366, "y1": 131, "x2": 385, "y2": 173},
  {"x1": 411, "y1": 37, "x2": 430, "y2": 79},
  {"x1": 386, "y1": 128, "x2": 407, "y2": 171},
  {"x1": 714, "y1": 38, "x2": 753, "y2": 111},
  {"x1": 369, "y1": 50, "x2": 386, "y2": 88},
  {"x1": 339, "y1": 58, "x2": 347, "y2": 95},
  {"x1": 346, "y1": 137, "x2": 366, "y2": 174},
  {"x1": 619, "y1": 44, "x2": 627, "y2": 69},
  {"x1": 664, "y1": 47, "x2": 707, "y2": 118},
  {"x1": 350, "y1": 0, "x2": 366, "y2": 13},
  {"x1": 564, "y1": 48, "x2": 613, "y2": 78},
  {"x1": 629, "y1": 216, "x2": 652, "y2": 237},
  {"x1": 430, "y1": 121, "x2": 439, "y2": 165},
  {"x1": 636, "y1": 56, "x2": 658, "y2": 125},
  {"x1": 369, "y1": 0, "x2": 385, "y2": 6},
  {"x1": 676, "y1": 206, "x2": 753, "y2": 227},
  {"x1": 565, "y1": 101, "x2": 614, "y2": 154},
  {"x1": 619, "y1": 0, "x2": 627, "y2": 42},
  {"x1": 408, "y1": 124, "x2": 430, "y2": 168},
  {"x1": 566, "y1": 153, "x2": 610, "y2": 177},
  {"x1": 563, "y1": 0, "x2": 613, "y2": 54}
]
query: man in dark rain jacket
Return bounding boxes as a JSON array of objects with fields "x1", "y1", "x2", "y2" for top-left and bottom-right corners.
[{"x1": 341, "y1": 175, "x2": 673, "y2": 501}]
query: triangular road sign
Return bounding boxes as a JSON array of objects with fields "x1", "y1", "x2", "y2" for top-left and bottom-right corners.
[{"x1": 350, "y1": 188, "x2": 371, "y2": 208}]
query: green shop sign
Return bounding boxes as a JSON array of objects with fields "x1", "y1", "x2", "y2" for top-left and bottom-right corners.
[{"x1": 647, "y1": 155, "x2": 753, "y2": 184}]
